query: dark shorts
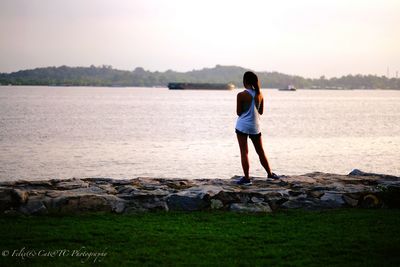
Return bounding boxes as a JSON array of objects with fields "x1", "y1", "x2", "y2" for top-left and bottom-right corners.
[{"x1": 235, "y1": 128, "x2": 261, "y2": 140}]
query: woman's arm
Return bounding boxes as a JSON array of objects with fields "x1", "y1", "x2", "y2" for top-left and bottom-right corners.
[
  {"x1": 236, "y1": 93, "x2": 243, "y2": 116},
  {"x1": 258, "y1": 97, "x2": 264, "y2": 115}
]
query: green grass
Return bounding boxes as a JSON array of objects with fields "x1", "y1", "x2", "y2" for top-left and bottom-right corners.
[{"x1": 0, "y1": 209, "x2": 399, "y2": 266}]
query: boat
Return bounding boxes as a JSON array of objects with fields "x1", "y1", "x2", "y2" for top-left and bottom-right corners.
[
  {"x1": 279, "y1": 85, "x2": 297, "y2": 91},
  {"x1": 168, "y1": 82, "x2": 236, "y2": 90}
]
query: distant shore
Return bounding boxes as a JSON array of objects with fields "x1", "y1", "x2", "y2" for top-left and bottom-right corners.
[{"x1": 1, "y1": 65, "x2": 399, "y2": 89}]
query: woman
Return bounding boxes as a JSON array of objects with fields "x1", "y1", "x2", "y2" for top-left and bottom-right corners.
[{"x1": 235, "y1": 71, "x2": 278, "y2": 185}]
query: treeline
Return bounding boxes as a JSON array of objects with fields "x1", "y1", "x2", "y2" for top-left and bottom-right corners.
[{"x1": 0, "y1": 64, "x2": 399, "y2": 89}]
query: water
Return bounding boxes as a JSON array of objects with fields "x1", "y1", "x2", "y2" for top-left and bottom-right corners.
[{"x1": 0, "y1": 86, "x2": 399, "y2": 181}]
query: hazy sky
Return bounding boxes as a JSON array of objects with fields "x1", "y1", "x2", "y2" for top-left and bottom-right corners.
[{"x1": 1, "y1": 0, "x2": 399, "y2": 78}]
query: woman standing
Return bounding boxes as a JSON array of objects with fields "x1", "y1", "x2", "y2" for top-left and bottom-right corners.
[{"x1": 235, "y1": 71, "x2": 278, "y2": 185}]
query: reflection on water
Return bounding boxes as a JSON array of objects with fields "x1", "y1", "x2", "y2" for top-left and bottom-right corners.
[{"x1": 0, "y1": 86, "x2": 399, "y2": 180}]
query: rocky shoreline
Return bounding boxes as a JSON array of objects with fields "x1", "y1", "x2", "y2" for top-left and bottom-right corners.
[{"x1": 1, "y1": 169, "x2": 399, "y2": 215}]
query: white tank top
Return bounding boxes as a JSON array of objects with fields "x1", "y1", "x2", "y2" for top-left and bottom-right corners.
[{"x1": 235, "y1": 89, "x2": 261, "y2": 134}]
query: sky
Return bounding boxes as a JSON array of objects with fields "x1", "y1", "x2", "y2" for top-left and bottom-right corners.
[{"x1": 0, "y1": 0, "x2": 399, "y2": 78}]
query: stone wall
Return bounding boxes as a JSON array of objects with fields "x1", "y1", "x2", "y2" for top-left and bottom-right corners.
[{"x1": 0, "y1": 169, "x2": 399, "y2": 215}]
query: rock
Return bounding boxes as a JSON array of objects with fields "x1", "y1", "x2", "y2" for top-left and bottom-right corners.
[
  {"x1": 281, "y1": 198, "x2": 329, "y2": 210},
  {"x1": 230, "y1": 203, "x2": 272, "y2": 213},
  {"x1": 117, "y1": 192, "x2": 149, "y2": 201},
  {"x1": 312, "y1": 186, "x2": 333, "y2": 191},
  {"x1": 190, "y1": 185, "x2": 223, "y2": 197},
  {"x1": 110, "y1": 179, "x2": 137, "y2": 186},
  {"x1": 287, "y1": 175, "x2": 317, "y2": 184},
  {"x1": 70, "y1": 186, "x2": 106, "y2": 194},
  {"x1": 210, "y1": 199, "x2": 224, "y2": 209},
  {"x1": 289, "y1": 183, "x2": 303, "y2": 190},
  {"x1": 361, "y1": 194, "x2": 381, "y2": 208},
  {"x1": 116, "y1": 185, "x2": 140, "y2": 195},
  {"x1": 125, "y1": 200, "x2": 168, "y2": 213},
  {"x1": 167, "y1": 191, "x2": 209, "y2": 211},
  {"x1": 124, "y1": 194, "x2": 168, "y2": 212},
  {"x1": 20, "y1": 180, "x2": 53, "y2": 188},
  {"x1": 13, "y1": 189, "x2": 29, "y2": 203},
  {"x1": 320, "y1": 192, "x2": 345, "y2": 207},
  {"x1": 82, "y1": 177, "x2": 136, "y2": 186},
  {"x1": 94, "y1": 195, "x2": 127, "y2": 213},
  {"x1": 117, "y1": 188, "x2": 169, "y2": 203},
  {"x1": 48, "y1": 194, "x2": 114, "y2": 213},
  {"x1": 97, "y1": 184, "x2": 117, "y2": 194},
  {"x1": 277, "y1": 180, "x2": 289, "y2": 186},
  {"x1": 263, "y1": 192, "x2": 284, "y2": 199},
  {"x1": 0, "y1": 187, "x2": 28, "y2": 212},
  {"x1": 165, "y1": 180, "x2": 194, "y2": 190},
  {"x1": 19, "y1": 197, "x2": 47, "y2": 215},
  {"x1": 289, "y1": 190, "x2": 303, "y2": 197},
  {"x1": 214, "y1": 191, "x2": 251, "y2": 205},
  {"x1": 27, "y1": 190, "x2": 43, "y2": 196},
  {"x1": 45, "y1": 191, "x2": 63, "y2": 198},
  {"x1": 281, "y1": 199, "x2": 311, "y2": 209},
  {"x1": 251, "y1": 196, "x2": 264, "y2": 203},
  {"x1": 138, "y1": 184, "x2": 160, "y2": 190},
  {"x1": 349, "y1": 169, "x2": 399, "y2": 180},
  {"x1": 349, "y1": 169, "x2": 365, "y2": 176},
  {"x1": 0, "y1": 180, "x2": 17, "y2": 187},
  {"x1": 307, "y1": 190, "x2": 325, "y2": 198},
  {"x1": 54, "y1": 178, "x2": 89, "y2": 190},
  {"x1": 52, "y1": 196, "x2": 78, "y2": 212},
  {"x1": 146, "y1": 189, "x2": 170, "y2": 196},
  {"x1": 267, "y1": 197, "x2": 289, "y2": 211},
  {"x1": 112, "y1": 201, "x2": 126, "y2": 213},
  {"x1": 342, "y1": 194, "x2": 359, "y2": 207},
  {"x1": 165, "y1": 185, "x2": 222, "y2": 211},
  {"x1": 345, "y1": 192, "x2": 362, "y2": 200},
  {"x1": 76, "y1": 195, "x2": 111, "y2": 212}
]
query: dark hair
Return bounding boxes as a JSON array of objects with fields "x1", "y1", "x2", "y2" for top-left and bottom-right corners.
[{"x1": 243, "y1": 71, "x2": 260, "y2": 95}]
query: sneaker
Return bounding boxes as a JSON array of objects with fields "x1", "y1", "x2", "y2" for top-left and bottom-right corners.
[
  {"x1": 236, "y1": 176, "x2": 252, "y2": 186},
  {"x1": 267, "y1": 172, "x2": 280, "y2": 179}
]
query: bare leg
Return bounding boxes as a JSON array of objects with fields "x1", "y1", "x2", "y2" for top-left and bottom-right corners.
[
  {"x1": 250, "y1": 135, "x2": 273, "y2": 176},
  {"x1": 236, "y1": 133, "x2": 250, "y2": 179}
]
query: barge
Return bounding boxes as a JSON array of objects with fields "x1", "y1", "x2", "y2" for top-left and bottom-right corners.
[{"x1": 168, "y1": 82, "x2": 236, "y2": 90}]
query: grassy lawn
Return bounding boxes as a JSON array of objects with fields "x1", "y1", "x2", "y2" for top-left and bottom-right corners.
[{"x1": 0, "y1": 208, "x2": 399, "y2": 266}]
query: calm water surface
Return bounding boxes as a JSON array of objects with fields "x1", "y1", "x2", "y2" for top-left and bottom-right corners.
[{"x1": 0, "y1": 86, "x2": 399, "y2": 180}]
